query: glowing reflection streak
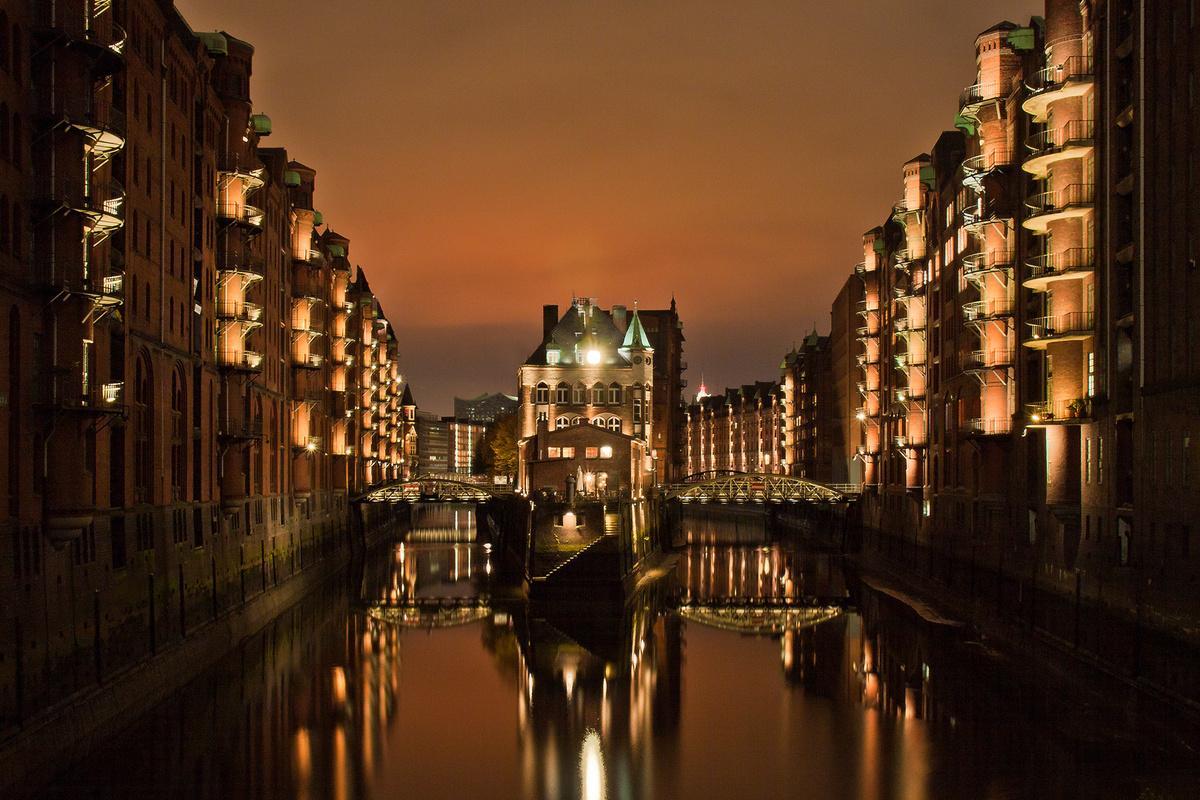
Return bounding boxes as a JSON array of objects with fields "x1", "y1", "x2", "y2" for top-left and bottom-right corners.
[
  {"x1": 580, "y1": 730, "x2": 606, "y2": 800},
  {"x1": 677, "y1": 604, "x2": 843, "y2": 636}
]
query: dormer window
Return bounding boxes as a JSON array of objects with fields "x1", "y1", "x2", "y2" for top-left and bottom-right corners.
[{"x1": 546, "y1": 348, "x2": 561, "y2": 365}]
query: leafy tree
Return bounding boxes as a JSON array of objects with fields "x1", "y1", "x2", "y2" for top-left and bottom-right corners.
[{"x1": 483, "y1": 411, "x2": 518, "y2": 482}]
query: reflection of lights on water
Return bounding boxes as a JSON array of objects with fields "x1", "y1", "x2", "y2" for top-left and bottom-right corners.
[
  {"x1": 562, "y1": 664, "x2": 576, "y2": 700},
  {"x1": 781, "y1": 629, "x2": 794, "y2": 671},
  {"x1": 293, "y1": 727, "x2": 311, "y2": 783},
  {"x1": 483, "y1": 542, "x2": 493, "y2": 553},
  {"x1": 332, "y1": 666, "x2": 347, "y2": 705},
  {"x1": 580, "y1": 729, "x2": 606, "y2": 800}
]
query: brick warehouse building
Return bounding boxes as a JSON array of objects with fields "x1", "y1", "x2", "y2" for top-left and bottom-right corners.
[
  {"x1": 684, "y1": 381, "x2": 785, "y2": 477},
  {"x1": 782, "y1": 0, "x2": 1199, "y2": 700},
  {"x1": 0, "y1": 1, "x2": 415, "y2": 728},
  {"x1": 517, "y1": 297, "x2": 682, "y2": 497}
]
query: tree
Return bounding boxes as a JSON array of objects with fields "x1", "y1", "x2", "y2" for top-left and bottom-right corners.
[{"x1": 483, "y1": 411, "x2": 518, "y2": 483}]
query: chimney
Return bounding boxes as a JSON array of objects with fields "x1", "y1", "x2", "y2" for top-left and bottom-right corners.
[
  {"x1": 611, "y1": 304, "x2": 627, "y2": 332},
  {"x1": 542, "y1": 304, "x2": 559, "y2": 339}
]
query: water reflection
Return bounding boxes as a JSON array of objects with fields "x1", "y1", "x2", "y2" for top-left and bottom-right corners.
[{"x1": 42, "y1": 504, "x2": 1200, "y2": 800}]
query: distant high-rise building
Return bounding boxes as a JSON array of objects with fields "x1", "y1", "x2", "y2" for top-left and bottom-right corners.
[{"x1": 454, "y1": 392, "x2": 518, "y2": 423}]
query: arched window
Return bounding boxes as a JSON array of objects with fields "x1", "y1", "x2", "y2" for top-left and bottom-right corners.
[
  {"x1": 571, "y1": 416, "x2": 582, "y2": 425},
  {"x1": 555, "y1": 382, "x2": 570, "y2": 404},
  {"x1": 534, "y1": 382, "x2": 549, "y2": 404},
  {"x1": 554, "y1": 415, "x2": 571, "y2": 430},
  {"x1": 591, "y1": 382, "x2": 605, "y2": 405},
  {"x1": 170, "y1": 368, "x2": 186, "y2": 499},
  {"x1": 608, "y1": 383, "x2": 621, "y2": 404},
  {"x1": 573, "y1": 383, "x2": 586, "y2": 404},
  {"x1": 134, "y1": 354, "x2": 153, "y2": 502},
  {"x1": 607, "y1": 417, "x2": 621, "y2": 432},
  {"x1": 590, "y1": 417, "x2": 605, "y2": 427}
]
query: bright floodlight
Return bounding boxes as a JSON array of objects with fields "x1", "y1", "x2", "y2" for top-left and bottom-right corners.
[{"x1": 586, "y1": 349, "x2": 602, "y2": 365}]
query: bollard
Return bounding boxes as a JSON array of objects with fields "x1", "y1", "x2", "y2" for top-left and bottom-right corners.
[
  {"x1": 178, "y1": 562, "x2": 187, "y2": 639},
  {"x1": 148, "y1": 573, "x2": 157, "y2": 655},
  {"x1": 93, "y1": 590, "x2": 102, "y2": 684}
]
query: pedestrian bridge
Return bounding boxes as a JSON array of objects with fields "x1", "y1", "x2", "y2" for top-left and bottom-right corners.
[
  {"x1": 357, "y1": 474, "x2": 508, "y2": 504},
  {"x1": 665, "y1": 472, "x2": 858, "y2": 504},
  {"x1": 363, "y1": 595, "x2": 492, "y2": 628}
]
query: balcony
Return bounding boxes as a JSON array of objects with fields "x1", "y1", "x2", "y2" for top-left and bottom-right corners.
[
  {"x1": 68, "y1": 108, "x2": 127, "y2": 167},
  {"x1": 959, "y1": 81, "x2": 1005, "y2": 115},
  {"x1": 963, "y1": 299, "x2": 1013, "y2": 323},
  {"x1": 893, "y1": 250, "x2": 921, "y2": 274},
  {"x1": 296, "y1": 436, "x2": 323, "y2": 453},
  {"x1": 36, "y1": 7, "x2": 127, "y2": 74},
  {"x1": 1023, "y1": 312, "x2": 1094, "y2": 349},
  {"x1": 894, "y1": 351, "x2": 926, "y2": 371},
  {"x1": 892, "y1": 198, "x2": 922, "y2": 225},
  {"x1": 1023, "y1": 120, "x2": 1095, "y2": 178},
  {"x1": 960, "y1": 199, "x2": 1012, "y2": 233},
  {"x1": 1023, "y1": 183, "x2": 1094, "y2": 233},
  {"x1": 218, "y1": 166, "x2": 267, "y2": 194},
  {"x1": 855, "y1": 324, "x2": 879, "y2": 342},
  {"x1": 296, "y1": 247, "x2": 324, "y2": 267},
  {"x1": 219, "y1": 419, "x2": 264, "y2": 443},
  {"x1": 216, "y1": 202, "x2": 264, "y2": 230},
  {"x1": 218, "y1": 350, "x2": 263, "y2": 372},
  {"x1": 893, "y1": 433, "x2": 928, "y2": 450},
  {"x1": 961, "y1": 418, "x2": 1012, "y2": 438},
  {"x1": 1022, "y1": 55, "x2": 1095, "y2": 122},
  {"x1": 1025, "y1": 398, "x2": 1092, "y2": 425},
  {"x1": 959, "y1": 150, "x2": 1014, "y2": 191},
  {"x1": 41, "y1": 377, "x2": 126, "y2": 415},
  {"x1": 216, "y1": 300, "x2": 264, "y2": 324},
  {"x1": 855, "y1": 444, "x2": 880, "y2": 457},
  {"x1": 853, "y1": 260, "x2": 875, "y2": 279},
  {"x1": 856, "y1": 300, "x2": 879, "y2": 318},
  {"x1": 79, "y1": 273, "x2": 124, "y2": 308},
  {"x1": 961, "y1": 250, "x2": 1015, "y2": 281},
  {"x1": 856, "y1": 352, "x2": 880, "y2": 367},
  {"x1": 293, "y1": 352, "x2": 325, "y2": 370},
  {"x1": 962, "y1": 349, "x2": 1015, "y2": 375},
  {"x1": 1024, "y1": 247, "x2": 1095, "y2": 291}
]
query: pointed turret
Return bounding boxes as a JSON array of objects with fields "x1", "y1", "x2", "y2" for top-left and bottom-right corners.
[{"x1": 620, "y1": 307, "x2": 653, "y2": 354}]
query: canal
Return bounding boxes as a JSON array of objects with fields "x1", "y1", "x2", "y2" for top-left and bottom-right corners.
[{"x1": 41, "y1": 504, "x2": 1200, "y2": 799}]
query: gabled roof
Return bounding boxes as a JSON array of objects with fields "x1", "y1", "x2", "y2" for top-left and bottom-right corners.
[
  {"x1": 400, "y1": 384, "x2": 416, "y2": 407},
  {"x1": 620, "y1": 309, "x2": 653, "y2": 351},
  {"x1": 524, "y1": 301, "x2": 630, "y2": 367}
]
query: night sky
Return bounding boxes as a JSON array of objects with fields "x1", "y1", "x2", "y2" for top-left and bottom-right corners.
[{"x1": 177, "y1": 0, "x2": 1043, "y2": 413}]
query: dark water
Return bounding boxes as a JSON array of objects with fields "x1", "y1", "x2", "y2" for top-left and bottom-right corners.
[{"x1": 43, "y1": 505, "x2": 1200, "y2": 799}]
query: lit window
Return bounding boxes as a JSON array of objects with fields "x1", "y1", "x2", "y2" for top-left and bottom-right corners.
[
  {"x1": 546, "y1": 349, "x2": 560, "y2": 365},
  {"x1": 562, "y1": 446, "x2": 576, "y2": 458},
  {"x1": 585, "y1": 447, "x2": 599, "y2": 459},
  {"x1": 534, "y1": 382, "x2": 549, "y2": 404},
  {"x1": 590, "y1": 417, "x2": 605, "y2": 427},
  {"x1": 554, "y1": 415, "x2": 570, "y2": 429},
  {"x1": 607, "y1": 417, "x2": 621, "y2": 432},
  {"x1": 599, "y1": 445, "x2": 613, "y2": 459},
  {"x1": 548, "y1": 446, "x2": 561, "y2": 459}
]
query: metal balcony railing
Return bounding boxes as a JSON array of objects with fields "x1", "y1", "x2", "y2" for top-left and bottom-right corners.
[
  {"x1": 961, "y1": 418, "x2": 1012, "y2": 437},
  {"x1": 294, "y1": 352, "x2": 325, "y2": 369},
  {"x1": 218, "y1": 350, "x2": 263, "y2": 371},
  {"x1": 1025, "y1": 397, "x2": 1092, "y2": 423},
  {"x1": 1025, "y1": 312, "x2": 1094, "y2": 342},
  {"x1": 215, "y1": 301, "x2": 263, "y2": 322},
  {"x1": 1026, "y1": 55, "x2": 1094, "y2": 94},
  {"x1": 216, "y1": 202, "x2": 264, "y2": 229},
  {"x1": 959, "y1": 81, "x2": 1004, "y2": 111},
  {"x1": 963, "y1": 299, "x2": 1014, "y2": 322},
  {"x1": 962, "y1": 349, "x2": 1015, "y2": 372},
  {"x1": 960, "y1": 149, "x2": 1014, "y2": 178},
  {"x1": 962, "y1": 250, "x2": 1015, "y2": 278},
  {"x1": 1025, "y1": 247, "x2": 1095, "y2": 282},
  {"x1": 1025, "y1": 183, "x2": 1095, "y2": 216},
  {"x1": 1025, "y1": 120, "x2": 1095, "y2": 157}
]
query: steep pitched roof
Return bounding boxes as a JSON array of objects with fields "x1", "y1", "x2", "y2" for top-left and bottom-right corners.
[
  {"x1": 400, "y1": 384, "x2": 416, "y2": 406},
  {"x1": 620, "y1": 309, "x2": 653, "y2": 351},
  {"x1": 524, "y1": 302, "x2": 630, "y2": 366}
]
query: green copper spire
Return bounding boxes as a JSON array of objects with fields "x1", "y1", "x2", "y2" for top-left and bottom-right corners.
[{"x1": 621, "y1": 307, "x2": 653, "y2": 351}]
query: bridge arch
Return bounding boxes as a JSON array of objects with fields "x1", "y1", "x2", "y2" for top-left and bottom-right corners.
[
  {"x1": 665, "y1": 472, "x2": 853, "y2": 504},
  {"x1": 356, "y1": 474, "x2": 503, "y2": 503}
]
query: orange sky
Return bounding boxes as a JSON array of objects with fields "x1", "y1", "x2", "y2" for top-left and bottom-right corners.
[{"x1": 177, "y1": 0, "x2": 1043, "y2": 413}]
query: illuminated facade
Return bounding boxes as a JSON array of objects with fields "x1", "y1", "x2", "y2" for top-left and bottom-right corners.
[
  {"x1": 0, "y1": 1, "x2": 414, "y2": 728},
  {"x1": 517, "y1": 298, "x2": 664, "y2": 496},
  {"x1": 780, "y1": 332, "x2": 835, "y2": 481},
  {"x1": 683, "y1": 382, "x2": 785, "y2": 476}
]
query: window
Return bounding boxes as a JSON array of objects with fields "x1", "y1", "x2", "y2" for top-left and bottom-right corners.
[
  {"x1": 590, "y1": 417, "x2": 605, "y2": 427},
  {"x1": 562, "y1": 446, "x2": 576, "y2": 458},
  {"x1": 573, "y1": 383, "x2": 586, "y2": 404},
  {"x1": 633, "y1": 398, "x2": 643, "y2": 422},
  {"x1": 547, "y1": 348, "x2": 560, "y2": 365},
  {"x1": 537, "y1": 411, "x2": 548, "y2": 424},
  {"x1": 554, "y1": 415, "x2": 571, "y2": 429},
  {"x1": 585, "y1": 447, "x2": 599, "y2": 459},
  {"x1": 1085, "y1": 437, "x2": 1092, "y2": 483},
  {"x1": 534, "y1": 382, "x2": 549, "y2": 404},
  {"x1": 608, "y1": 383, "x2": 621, "y2": 404},
  {"x1": 556, "y1": 382, "x2": 570, "y2": 403},
  {"x1": 607, "y1": 417, "x2": 621, "y2": 432},
  {"x1": 599, "y1": 445, "x2": 613, "y2": 459},
  {"x1": 1087, "y1": 351, "x2": 1095, "y2": 397},
  {"x1": 592, "y1": 383, "x2": 605, "y2": 404},
  {"x1": 547, "y1": 447, "x2": 561, "y2": 459}
]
